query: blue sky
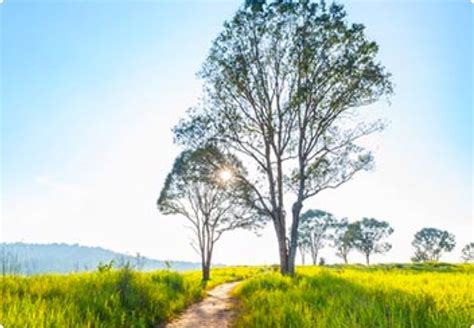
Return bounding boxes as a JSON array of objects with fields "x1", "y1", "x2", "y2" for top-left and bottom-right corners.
[{"x1": 1, "y1": 0, "x2": 472, "y2": 264}]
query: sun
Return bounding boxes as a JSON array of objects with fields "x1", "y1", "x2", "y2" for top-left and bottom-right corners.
[{"x1": 218, "y1": 168, "x2": 233, "y2": 183}]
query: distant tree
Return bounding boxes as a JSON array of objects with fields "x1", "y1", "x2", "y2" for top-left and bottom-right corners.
[
  {"x1": 318, "y1": 257, "x2": 326, "y2": 266},
  {"x1": 461, "y1": 243, "x2": 474, "y2": 263},
  {"x1": 157, "y1": 146, "x2": 260, "y2": 280},
  {"x1": 298, "y1": 238, "x2": 309, "y2": 266},
  {"x1": 352, "y1": 218, "x2": 393, "y2": 265},
  {"x1": 411, "y1": 228, "x2": 456, "y2": 262},
  {"x1": 174, "y1": 0, "x2": 392, "y2": 275},
  {"x1": 298, "y1": 210, "x2": 335, "y2": 265},
  {"x1": 332, "y1": 218, "x2": 357, "y2": 264},
  {"x1": 298, "y1": 243, "x2": 307, "y2": 265}
]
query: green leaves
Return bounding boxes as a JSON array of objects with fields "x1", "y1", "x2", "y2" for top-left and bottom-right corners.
[
  {"x1": 460, "y1": 243, "x2": 474, "y2": 263},
  {"x1": 174, "y1": 0, "x2": 393, "y2": 274},
  {"x1": 158, "y1": 145, "x2": 250, "y2": 217},
  {"x1": 411, "y1": 228, "x2": 456, "y2": 262},
  {"x1": 297, "y1": 209, "x2": 336, "y2": 264},
  {"x1": 352, "y1": 218, "x2": 394, "y2": 260}
]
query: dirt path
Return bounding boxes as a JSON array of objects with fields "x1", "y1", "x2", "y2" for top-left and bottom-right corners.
[{"x1": 165, "y1": 281, "x2": 241, "y2": 328}]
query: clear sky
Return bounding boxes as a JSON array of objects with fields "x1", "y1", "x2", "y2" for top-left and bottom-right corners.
[{"x1": 1, "y1": 0, "x2": 472, "y2": 265}]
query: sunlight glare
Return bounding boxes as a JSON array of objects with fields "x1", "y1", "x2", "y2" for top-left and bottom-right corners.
[{"x1": 218, "y1": 168, "x2": 233, "y2": 183}]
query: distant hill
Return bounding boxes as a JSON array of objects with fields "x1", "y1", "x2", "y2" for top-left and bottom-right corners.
[{"x1": 0, "y1": 242, "x2": 202, "y2": 275}]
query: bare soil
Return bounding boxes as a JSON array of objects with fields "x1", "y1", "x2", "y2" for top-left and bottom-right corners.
[{"x1": 165, "y1": 281, "x2": 241, "y2": 328}]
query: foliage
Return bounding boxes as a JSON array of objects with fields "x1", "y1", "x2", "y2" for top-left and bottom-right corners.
[
  {"x1": 460, "y1": 242, "x2": 474, "y2": 263},
  {"x1": 297, "y1": 209, "x2": 335, "y2": 265},
  {"x1": 234, "y1": 264, "x2": 474, "y2": 328},
  {"x1": 332, "y1": 218, "x2": 358, "y2": 264},
  {"x1": 411, "y1": 228, "x2": 456, "y2": 262},
  {"x1": 157, "y1": 146, "x2": 261, "y2": 280},
  {"x1": 352, "y1": 217, "x2": 394, "y2": 265},
  {"x1": 174, "y1": 0, "x2": 393, "y2": 275},
  {"x1": 0, "y1": 267, "x2": 260, "y2": 327}
]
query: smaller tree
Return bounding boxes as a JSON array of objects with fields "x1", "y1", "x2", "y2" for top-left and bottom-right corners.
[
  {"x1": 298, "y1": 210, "x2": 336, "y2": 265},
  {"x1": 411, "y1": 228, "x2": 456, "y2": 262},
  {"x1": 332, "y1": 218, "x2": 357, "y2": 264},
  {"x1": 352, "y1": 218, "x2": 393, "y2": 265},
  {"x1": 157, "y1": 146, "x2": 259, "y2": 281},
  {"x1": 460, "y1": 242, "x2": 474, "y2": 263},
  {"x1": 318, "y1": 257, "x2": 326, "y2": 266}
]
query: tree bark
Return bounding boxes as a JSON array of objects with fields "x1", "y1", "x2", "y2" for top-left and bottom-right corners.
[
  {"x1": 287, "y1": 201, "x2": 303, "y2": 275},
  {"x1": 365, "y1": 253, "x2": 370, "y2": 266},
  {"x1": 312, "y1": 249, "x2": 319, "y2": 266},
  {"x1": 274, "y1": 220, "x2": 289, "y2": 274},
  {"x1": 343, "y1": 254, "x2": 348, "y2": 264},
  {"x1": 202, "y1": 263, "x2": 210, "y2": 281},
  {"x1": 202, "y1": 247, "x2": 212, "y2": 281}
]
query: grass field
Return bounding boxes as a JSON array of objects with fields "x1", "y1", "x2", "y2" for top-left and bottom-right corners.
[
  {"x1": 234, "y1": 263, "x2": 474, "y2": 328},
  {"x1": 0, "y1": 266, "x2": 259, "y2": 328},
  {"x1": 1, "y1": 264, "x2": 473, "y2": 327}
]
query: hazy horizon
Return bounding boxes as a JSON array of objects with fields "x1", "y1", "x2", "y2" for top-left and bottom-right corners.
[{"x1": 1, "y1": 0, "x2": 472, "y2": 266}]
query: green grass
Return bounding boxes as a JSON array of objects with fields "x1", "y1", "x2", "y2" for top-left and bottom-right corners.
[
  {"x1": 3, "y1": 264, "x2": 473, "y2": 327},
  {"x1": 233, "y1": 263, "x2": 474, "y2": 328},
  {"x1": 0, "y1": 266, "x2": 259, "y2": 328}
]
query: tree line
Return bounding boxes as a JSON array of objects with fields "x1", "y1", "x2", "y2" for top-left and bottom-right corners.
[{"x1": 296, "y1": 209, "x2": 473, "y2": 266}]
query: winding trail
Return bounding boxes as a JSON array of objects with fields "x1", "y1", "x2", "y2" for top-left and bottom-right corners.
[{"x1": 165, "y1": 281, "x2": 241, "y2": 328}]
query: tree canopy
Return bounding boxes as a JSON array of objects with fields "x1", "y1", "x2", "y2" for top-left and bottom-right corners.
[
  {"x1": 174, "y1": 0, "x2": 392, "y2": 274},
  {"x1": 461, "y1": 242, "x2": 474, "y2": 263},
  {"x1": 332, "y1": 218, "x2": 358, "y2": 264},
  {"x1": 297, "y1": 209, "x2": 336, "y2": 265},
  {"x1": 157, "y1": 146, "x2": 260, "y2": 280},
  {"x1": 352, "y1": 218, "x2": 393, "y2": 265},
  {"x1": 411, "y1": 228, "x2": 456, "y2": 262}
]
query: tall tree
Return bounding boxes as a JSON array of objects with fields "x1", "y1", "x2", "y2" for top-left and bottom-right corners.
[
  {"x1": 411, "y1": 228, "x2": 456, "y2": 262},
  {"x1": 332, "y1": 218, "x2": 357, "y2": 264},
  {"x1": 352, "y1": 218, "x2": 393, "y2": 265},
  {"x1": 175, "y1": 0, "x2": 392, "y2": 275},
  {"x1": 297, "y1": 209, "x2": 335, "y2": 265},
  {"x1": 460, "y1": 243, "x2": 474, "y2": 263},
  {"x1": 157, "y1": 146, "x2": 259, "y2": 280}
]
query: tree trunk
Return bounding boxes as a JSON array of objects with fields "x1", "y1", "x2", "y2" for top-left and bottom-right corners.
[
  {"x1": 301, "y1": 251, "x2": 305, "y2": 266},
  {"x1": 287, "y1": 201, "x2": 303, "y2": 275},
  {"x1": 201, "y1": 248, "x2": 212, "y2": 281},
  {"x1": 343, "y1": 254, "x2": 348, "y2": 264},
  {"x1": 200, "y1": 235, "x2": 213, "y2": 281},
  {"x1": 278, "y1": 242, "x2": 288, "y2": 274},
  {"x1": 312, "y1": 249, "x2": 318, "y2": 265},
  {"x1": 272, "y1": 210, "x2": 289, "y2": 275},
  {"x1": 277, "y1": 229, "x2": 289, "y2": 274},
  {"x1": 365, "y1": 253, "x2": 370, "y2": 266},
  {"x1": 202, "y1": 263, "x2": 210, "y2": 281}
]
